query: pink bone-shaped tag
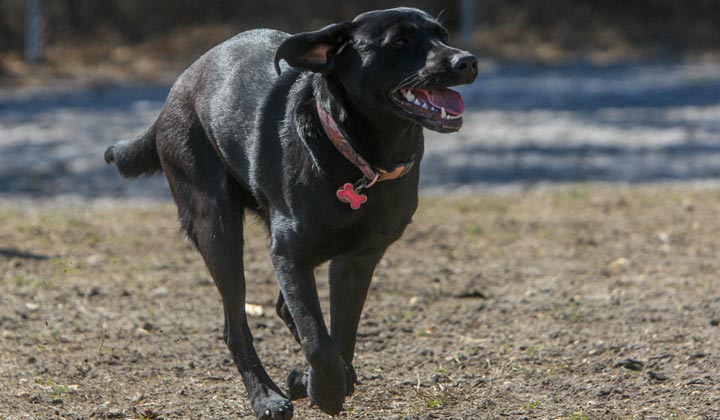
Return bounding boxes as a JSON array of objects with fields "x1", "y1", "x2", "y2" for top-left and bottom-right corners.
[{"x1": 336, "y1": 183, "x2": 367, "y2": 210}]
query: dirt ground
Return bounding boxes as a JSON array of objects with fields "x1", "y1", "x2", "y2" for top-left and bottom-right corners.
[{"x1": 1, "y1": 185, "x2": 719, "y2": 420}]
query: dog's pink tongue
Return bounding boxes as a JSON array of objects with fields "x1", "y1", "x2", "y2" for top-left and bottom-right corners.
[{"x1": 414, "y1": 88, "x2": 465, "y2": 115}]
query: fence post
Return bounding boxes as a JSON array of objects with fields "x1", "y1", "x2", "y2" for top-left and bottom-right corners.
[
  {"x1": 25, "y1": 0, "x2": 43, "y2": 63},
  {"x1": 459, "y1": 0, "x2": 475, "y2": 49}
]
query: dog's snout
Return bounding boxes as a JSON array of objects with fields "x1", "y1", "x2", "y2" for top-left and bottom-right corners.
[{"x1": 450, "y1": 53, "x2": 478, "y2": 82}]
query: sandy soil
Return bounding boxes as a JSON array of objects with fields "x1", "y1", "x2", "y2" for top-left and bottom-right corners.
[{"x1": 1, "y1": 186, "x2": 719, "y2": 419}]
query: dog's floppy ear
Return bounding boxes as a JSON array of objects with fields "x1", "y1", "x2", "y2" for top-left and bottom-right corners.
[{"x1": 274, "y1": 22, "x2": 353, "y2": 75}]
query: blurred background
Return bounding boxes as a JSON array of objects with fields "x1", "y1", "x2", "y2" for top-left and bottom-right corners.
[{"x1": 1, "y1": 0, "x2": 720, "y2": 200}]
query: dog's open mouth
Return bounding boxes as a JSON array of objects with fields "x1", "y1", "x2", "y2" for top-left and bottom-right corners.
[{"x1": 390, "y1": 87, "x2": 465, "y2": 133}]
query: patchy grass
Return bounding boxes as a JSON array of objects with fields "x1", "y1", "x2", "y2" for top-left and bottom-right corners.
[
  {"x1": 524, "y1": 398, "x2": 543, "y2": 410},
  {"x1": 570, "y1": 411, "x2": 590, "y2": 420}
]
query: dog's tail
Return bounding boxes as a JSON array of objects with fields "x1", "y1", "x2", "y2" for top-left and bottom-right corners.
[{"x1": 104, "y1": 122, "x2": 162, "y2": 178}]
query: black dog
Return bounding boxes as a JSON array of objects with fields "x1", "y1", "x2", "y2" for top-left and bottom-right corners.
[{"x1": 105, "y1": 7, "x2": 477, "y2": 419}]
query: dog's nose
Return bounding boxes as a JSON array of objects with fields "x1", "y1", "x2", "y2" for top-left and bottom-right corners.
[{"x1": 450, "y1": 53, "x2": 478, "y2": 82}]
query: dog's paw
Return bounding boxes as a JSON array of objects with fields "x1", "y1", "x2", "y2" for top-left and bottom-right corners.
[
  {"x1": 345, "y1": 363, "x2": 358, "y2": 397},
  {"x1": 251, "y1": 389, "x2": 293, "y2": 420},
  {"x1": 307, "y1": 359, "x2": 347, "y2": 415},
  {"x1": 288, "y1": 362, "x2": 357, "y2": 402},
  {"x1": 286, "y1": 368, "x2": 308, "y2": 400}
]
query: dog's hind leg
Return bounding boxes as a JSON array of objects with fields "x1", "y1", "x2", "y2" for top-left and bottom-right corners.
[
  {"x1": 275, "y1": 292, "x2": 300, "y2": 344},
  {"x1": 158, "y1": 117, "x2": 292, "y2": 420},
  {"x1": 275, "y1": 292, "x2": 309, "y2": 401}
]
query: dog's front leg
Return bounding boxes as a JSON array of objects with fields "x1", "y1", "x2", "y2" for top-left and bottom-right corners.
[
  {"x1": 271, "y1": 253, "x2": 347, "y2": 415},
  {"x1": 329, "y1": 251, "x2": 385, "y2": 396}
]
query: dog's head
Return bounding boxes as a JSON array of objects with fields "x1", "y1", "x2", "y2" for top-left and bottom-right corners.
[{"x1": 275, "y1": 7, "x2": 478, "y2": 133}]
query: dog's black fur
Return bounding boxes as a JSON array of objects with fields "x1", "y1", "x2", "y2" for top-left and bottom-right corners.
[{"x1": 106, "y1": 8, "x2": 477, "y2": 419}]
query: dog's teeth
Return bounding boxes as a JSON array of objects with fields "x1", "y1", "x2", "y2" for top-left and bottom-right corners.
[
  {"x1": 404, "y1": 90, "x2": 415, "y2": 102},
  {"x1": 421, "y1": 102, "x2": 428, "y2": 109},
  {"x1": 413, "y1": 99, "x2": 421, "y2": 106},
  {"x1": 441, "y1": 107, "x2": 447, "y2": 119}
]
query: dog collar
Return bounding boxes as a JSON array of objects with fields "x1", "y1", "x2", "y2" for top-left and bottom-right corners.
[{"x1": 316, "y1": 101, "x2": 415, "y2": 210}]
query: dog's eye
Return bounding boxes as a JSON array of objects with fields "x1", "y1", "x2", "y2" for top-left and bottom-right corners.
[{"x1": 393, "y1": 38, "x2": 408, "y2": 47}]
